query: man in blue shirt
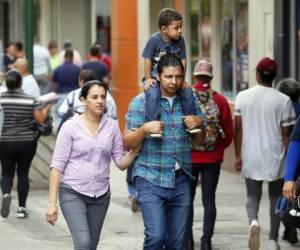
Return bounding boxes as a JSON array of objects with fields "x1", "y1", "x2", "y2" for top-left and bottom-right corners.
[{"x1": 124, "y1": 54, "x2": 204, "y2": 250}]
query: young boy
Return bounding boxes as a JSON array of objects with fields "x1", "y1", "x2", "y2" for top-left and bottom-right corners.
[{"x1": 142, "y1": 8, "x2": 200, "y2": 137}]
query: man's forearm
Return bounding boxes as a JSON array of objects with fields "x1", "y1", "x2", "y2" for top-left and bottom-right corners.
[
  {"x1": 123, "y1": 126, "x2": 147, "y2": 150},
  {"x1": 234, "y1": 130, "x2": 242, "y2": 158}
]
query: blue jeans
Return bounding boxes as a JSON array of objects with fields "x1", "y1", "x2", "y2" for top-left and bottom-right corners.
[
  {"x1": 145, "y1": 82, "x2": 196, "y2": 121},
  {"x1": 136, "y1": 173, "x2": 191, "y2": 250}
]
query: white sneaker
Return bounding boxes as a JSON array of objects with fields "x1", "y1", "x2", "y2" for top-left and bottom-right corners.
[
  {"x1": 267, "y1": 239, "x2": 280, "y2": 250},
  {"x1": 17, "y1": 207, "x2": 29, "y2": 218},
  {"x1": 149, "y1": 133, "x2": 163, "y2": 138},
  {"x1": 248, "y1": 220, "x2": 260, "y2": 250}
]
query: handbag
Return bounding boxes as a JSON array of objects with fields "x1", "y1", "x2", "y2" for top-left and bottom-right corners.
[
  {"x1": 34, "y1": 115, "x2": 53, "y2": 137},
  {"x1": 57, "y1": 92, "x2": 75, "y2": 133}
]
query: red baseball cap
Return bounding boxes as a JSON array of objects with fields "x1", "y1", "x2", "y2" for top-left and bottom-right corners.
[{"x1": 256, "y1": 57, "x2": 277, "y2": 74}]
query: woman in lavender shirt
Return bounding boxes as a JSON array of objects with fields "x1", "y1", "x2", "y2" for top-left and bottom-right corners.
[{"x1": 45, "y1": 81, "x2": 138, "y2": 250}]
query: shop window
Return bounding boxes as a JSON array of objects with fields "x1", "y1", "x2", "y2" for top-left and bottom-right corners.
[
  {"x1": 221, "y1": 0, "x2": 248, "y2": 98},
  {"x1": 190, "y1": 0, "x2": 211, "y2": 70},
  {"x1": 95, "y1": 0, "x2": 111, "y2": 54}
]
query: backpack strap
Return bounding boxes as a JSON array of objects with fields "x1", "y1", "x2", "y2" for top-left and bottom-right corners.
[{"x1": 67, "y1": 91, "x2": 75, "y2": 109}]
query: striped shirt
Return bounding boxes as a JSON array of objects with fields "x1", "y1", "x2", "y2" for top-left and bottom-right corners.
[
  {"x1": 0, "y1": 89, "x2": 39, "y2": 142},
  {"x1": 126, "y1": 93, "x2": 202, "y2": 188}
]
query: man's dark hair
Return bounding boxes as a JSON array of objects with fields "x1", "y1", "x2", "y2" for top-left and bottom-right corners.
[
  {"x1": 257, "y1": 70, "x2": 276, "y2": 83},
  {"x1": 64, "y1": 48, "x2": 74, "y2": 60},
  {"x1": 158, "y1": 8, "x2": 182, "y2": 29},
  {"x1": 48, "y1": 40, "x2": 58, "y2": 49},
  {"x1": 14, "y1": 42, "x2": 23, "y2": 51},
  {"x1": 79, "y1": 69, "x2": 96, "y2": 84},
  {"x1": 277, "y1": 78, "x2": 300, "y2": 102},
  {"x1": 90, "y1": 46, "x2": 100, "y2": 57},
  {"x1": 63, "y1": 41, "x2": 72, "y2": 49},
  {"x1": 157, "y1": 54, "x2": 183, "y2": 75},
  {"x1": 5, "y1": 70, "x2": 22, "y2": 89}
]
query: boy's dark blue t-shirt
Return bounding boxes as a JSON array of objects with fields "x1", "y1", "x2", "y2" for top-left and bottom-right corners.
[
  {"x1": 82, "y1": 61, "x2": 109, "y2": 82},
  {"x1": 142, "y1": 32, "x2": 186, "y2": 78}
]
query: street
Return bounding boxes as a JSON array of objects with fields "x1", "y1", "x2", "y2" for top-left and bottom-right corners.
[{"x1": 0, "y1": 167, "x2": 299, "y2": 250}]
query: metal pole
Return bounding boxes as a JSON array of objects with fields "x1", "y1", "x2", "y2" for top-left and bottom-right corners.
[{"x1": 25, "y1": 0, "x2": 33, "y2": 73}]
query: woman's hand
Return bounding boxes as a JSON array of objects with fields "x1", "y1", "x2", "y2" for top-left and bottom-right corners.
[{"x1": 46, "y1": 205, "x2": 58, "y2": 225}]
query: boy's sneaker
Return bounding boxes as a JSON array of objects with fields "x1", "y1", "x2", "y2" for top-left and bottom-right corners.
[
  {"x1": 149, "y1": 133, "x2": 163, "y2": 138},
  {"x1": 17, "y1": 207, "x2": 29, "y2": 218},
  {"x1": 186, "y1": 128, "x2": 202, "y2": 134},
  {"x1": 248, "y1": 220, "x2": 260, "y2": 250},
  {"x1": 1, "y1": 194, "x2": 12, "y2": 218},
  {"x1": 267, "y1": 239, "x2": 280, "y2": 250}
]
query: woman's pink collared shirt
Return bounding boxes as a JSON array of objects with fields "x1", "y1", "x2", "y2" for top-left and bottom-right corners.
[{"x1": 50, "y1": 114, "x2": 125, "y2": 197}]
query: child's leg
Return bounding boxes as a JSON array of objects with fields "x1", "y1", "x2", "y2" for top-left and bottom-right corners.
[
  {"x1": 145, "y1": 81, "x2": 161, "y2": 122},
  {"x1": 178, "y1": 87, "x2": 197, "y2": 116}
]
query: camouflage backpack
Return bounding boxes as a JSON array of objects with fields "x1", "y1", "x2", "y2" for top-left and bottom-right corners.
[{"x1": 192, "y1": 88, "x2": 225, "y2": 151}]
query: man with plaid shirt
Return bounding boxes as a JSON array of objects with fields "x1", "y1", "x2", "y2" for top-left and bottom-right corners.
[{"x1": 124, "y1": 54, "x2": 204, "y2": 250}]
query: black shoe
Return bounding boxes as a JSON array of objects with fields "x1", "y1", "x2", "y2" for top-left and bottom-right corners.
[
  {"x1": 1, "y1": 194, "x2": 12, "y2": 218},
  {"x1": 282, "y1": 226, "x2": 298, "y2": 244},
  {"x1": 201, "y1": 241, "x2": 212, "y2": 250}
]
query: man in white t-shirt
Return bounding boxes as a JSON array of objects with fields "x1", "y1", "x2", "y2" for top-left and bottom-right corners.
[
  {"x1": 234, "y1": 57, "x2": 296, "y2": 250},
  {"x1": 14, "y1": 58, "x2": 41, "y2": 98}
]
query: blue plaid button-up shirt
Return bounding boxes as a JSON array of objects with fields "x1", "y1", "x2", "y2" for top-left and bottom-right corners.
[{"x1": 126, "y1": 93, "x2": 202, "y2": 188}]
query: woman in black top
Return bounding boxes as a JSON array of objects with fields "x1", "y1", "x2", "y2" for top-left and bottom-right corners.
[{"x1": 0, "y1": 70, "x2": 51, "y2": 219}]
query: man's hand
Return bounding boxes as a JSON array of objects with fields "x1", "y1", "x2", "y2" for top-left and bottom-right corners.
[
  {"x1": 235, "y1": 158, "x2": 242, "y2": 172},
  {"x1": 142, "y1": 121, "x2": 164, "y2": 134},
  {"x1": 143, "y1": 78, "x2": 156, "y2": 91},
  {"x1": 183, "y1": 115, "x2": 202, "y2": 130},
  {"x1": 283, "y1": 181, "x2": 296, "y2": 201}
]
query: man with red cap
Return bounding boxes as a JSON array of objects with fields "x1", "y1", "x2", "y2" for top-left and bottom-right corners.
[
  {"x1": 234, "y1": 57, "x2": 296, "y2": 250},
  {"x1": 186, "y1": 59, "x2": 233, "y2": 250}
]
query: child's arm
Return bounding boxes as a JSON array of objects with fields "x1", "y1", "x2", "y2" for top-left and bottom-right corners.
[
  {"x1": 118, "y1": 145, "x2": 141, "y2": 171},
  {"x1": 181, "y1": 59, "x2": 187, "y2": 77},
  {"x1": 144, "y1": 58, "x2": 156, "y2": 90}
]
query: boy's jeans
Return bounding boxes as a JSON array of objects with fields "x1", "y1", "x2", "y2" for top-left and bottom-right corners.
[
  {"x1": 145, "y1": 82, "x2": 197, "y2": 121},
  {"x1": 135, "y1": 174, "x2": 191, "y2": 250}
]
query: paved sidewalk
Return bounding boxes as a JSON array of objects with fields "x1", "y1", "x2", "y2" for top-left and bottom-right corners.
[{"x1": 0, "y1": 167, "x2": 299, "y2": 250}]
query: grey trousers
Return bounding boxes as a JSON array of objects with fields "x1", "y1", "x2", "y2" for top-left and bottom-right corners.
[
  {"x1": 245, "y1": 178, "x2": 283, "y2": 241},
  {"x1": 59, "y1": 183, "x2": 110, "y2": 250}
]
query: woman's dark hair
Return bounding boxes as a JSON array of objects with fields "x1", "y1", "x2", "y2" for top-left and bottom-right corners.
[
  {"x1": 158, "y1": 8, "x2": 182, "y2": 29},
  {"x1": 5, "y1": 70, "x2": 22, "y2": 89},
  {"x1": 277, "y1": 78, "x2": 300, "y2": 102},
  {"x1": 79, "y1": 69, "x2": 96, "y2": 84},
  {"x1": 157, "y1": 54, "x2": 184, "y2": 75},
  {"x1": 79, "y1": 80, "x2": 107, "y2": 99}
]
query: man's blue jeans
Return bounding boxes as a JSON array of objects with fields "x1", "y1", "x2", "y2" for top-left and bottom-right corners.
[{"x1": 135, "y1": 173, "x2": 191, "y2": 250}]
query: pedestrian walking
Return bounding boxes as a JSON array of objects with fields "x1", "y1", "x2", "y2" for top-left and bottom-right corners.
[
  {"x1": 142, "y1": 8, "x2": 200, "y2": 137},
  {"x1": 186, "y1": 59, "x2": 233, "y2": 250},
  {"x1": 82, "y1": 46, "x2": 109, "y2": 85},
  {"x1": 276, "y1": 77, "x2": 300, "y2": 244},
  {"x1": 234, "y1": 57, "x2": 296, "y2": 250},
  {"x1": 0, "y1": 69, "x2": 51, "y2": 219},
  {"x1": 124, "y1": 54, "x2": 204, "y2": 250},
  {"x1": 57, "y1": 69, "x2": 117, "y2": 129},
  {"x1": 45, "y1": 80, "x2": 139, "y2": 250},
  {"x1": 14, "y1": 58, "x2": 41, "y2": 98},
  {"x1": 33, "y1": 38, "x2": 51, "y2": 94}
]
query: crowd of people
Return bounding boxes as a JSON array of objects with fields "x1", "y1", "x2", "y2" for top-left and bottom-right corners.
[{"x1": 0, "y1": 7, "x2": 300, "y2": 250}]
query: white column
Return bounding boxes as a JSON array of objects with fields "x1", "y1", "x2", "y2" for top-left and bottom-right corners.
[
  {"x1": 137, "y1": 0, "x2": 151, "y2": 86},
  {"x1": 248, "y1": 0, "x2": 274, "y2": 87},
  {"x1": 211, "y1": 0, "x2": 222, "y2": 92}
]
